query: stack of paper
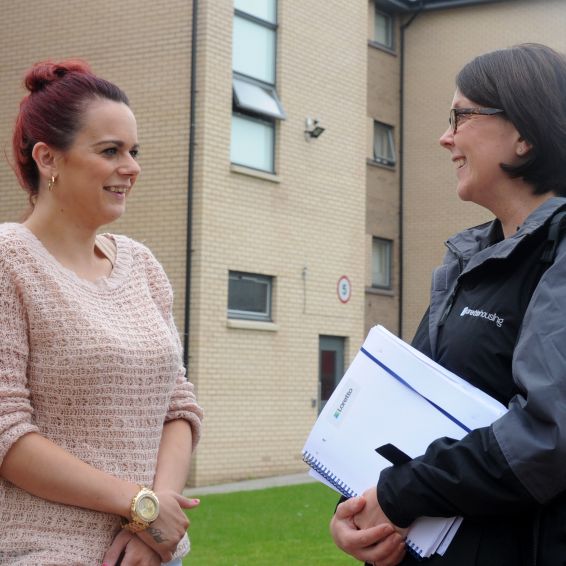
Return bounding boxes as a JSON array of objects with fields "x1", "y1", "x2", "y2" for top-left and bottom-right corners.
[{"x1": 302, "y1": 325, "x2": 507, "y2": 559}]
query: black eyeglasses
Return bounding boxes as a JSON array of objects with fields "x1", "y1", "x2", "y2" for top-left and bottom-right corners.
[{"x1": 449, "y1": 107, "x2": 505, "y2": 134}]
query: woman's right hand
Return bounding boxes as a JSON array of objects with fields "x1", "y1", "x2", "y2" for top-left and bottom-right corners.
[
  {"x1": 136, "y1": 491, "x2": 200, "y2": 562},
  {"x1": 330, "y1": 496, "x2": 406, "y2": 566},
  {"x1": 102, "y1": 530, "x2": 161, "y2": 566}
]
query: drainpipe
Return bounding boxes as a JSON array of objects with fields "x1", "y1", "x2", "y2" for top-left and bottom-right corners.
[
  {"x1": 398, "y1": 0, "x2": 424, "y2": 339},
  {"x1": 183, "y1": 0, "x2": 198, "y2": 369}
]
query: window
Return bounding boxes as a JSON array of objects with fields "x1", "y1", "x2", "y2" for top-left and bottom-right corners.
[
  {"x1": 373, "y1": 121, "x2": 396, "y2": 167},
  {"x1": 233, "y1": 14, "x2": 275, "y2": 83},
  {"x1": 374, "y1": 7, "x2": 394, "y2": 50},
  {"x1": 232, "y1": 76, "x2": 285, "y2": 119},
  {"x1": 231, "y1": 0, "x2": 285, "y2": 173},
  {"x1": 372, "y1": 238, "x2": 392, "y2": 289},
  {"x1": 228, "y1": 271, "x2": 273, "y2": 321},
  {"x1": 231, "y1": 114, "x2": 274, "y2": 172}
]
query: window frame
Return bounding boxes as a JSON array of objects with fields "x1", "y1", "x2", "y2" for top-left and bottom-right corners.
[
  {"x1": 232, "y1": 73, "x2": 286, "y2": 120},
  {"x1": 233, "y1": 10, "x2": 277, "y2": 84},
  {"x1": 373, "y1": 120, "x2": 396, "y2": 167},
  {"x1": 234, "y1": 4, "x2": 277, "y2": 27},
  {"x1": 228, "y1": 271, "x2": 274, "y2": 322},
  {"x1": 231, "y1": 0, "x2": 284, "y2": 174},
  {"x1": 230, "y1": 111, "x2": 276, "y2": 173},
  {"x1": 371, "y1": 237, "x2": 393, "y2": 290},
  {"x1": 373, "y1": 6, "x2": 394, "y2": 51}
]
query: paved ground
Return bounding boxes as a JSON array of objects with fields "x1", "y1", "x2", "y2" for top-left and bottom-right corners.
[{"x1": 183, "y1": 472, "x2": 315, "y2": 496}]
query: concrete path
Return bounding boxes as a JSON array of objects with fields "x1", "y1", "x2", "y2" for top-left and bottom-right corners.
[{"x1": 183, "y1": 472, "x2": 315, "y2": 496}]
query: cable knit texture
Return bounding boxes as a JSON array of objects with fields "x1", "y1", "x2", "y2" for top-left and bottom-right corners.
[{"x1": 0, "y1": 223, "x2": 203, "y2": 565}]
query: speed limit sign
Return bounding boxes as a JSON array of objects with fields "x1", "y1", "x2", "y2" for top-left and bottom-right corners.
[{"x1": 337, "y1": 275, "x2": 351, "y2": 304}]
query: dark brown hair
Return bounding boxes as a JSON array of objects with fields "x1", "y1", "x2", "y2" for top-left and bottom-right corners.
[{"x1": 457, "y1": 43, "x2": 566, "y2": 196}]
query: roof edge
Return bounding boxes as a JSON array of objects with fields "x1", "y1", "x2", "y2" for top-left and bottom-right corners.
[{"x1": 375, "y1": 0, "x2": 509, "y2": 13}]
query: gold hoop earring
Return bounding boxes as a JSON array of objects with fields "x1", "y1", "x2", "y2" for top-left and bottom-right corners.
[{"x1": 48, "y1": 175, "x2": 56, "y2": 192}]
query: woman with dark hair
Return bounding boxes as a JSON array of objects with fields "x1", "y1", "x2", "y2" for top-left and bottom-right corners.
[
  {"x1": 330, "y1": 43, "x2": 566, "y2": 566},
  {"x1": 0, "y1": 60, "x2": 203, "y2": 566}
]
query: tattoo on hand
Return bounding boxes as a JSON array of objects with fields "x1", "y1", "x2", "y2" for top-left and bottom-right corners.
[{"x1": 148, "y1": 527, "x2": 169, "y2": 544}]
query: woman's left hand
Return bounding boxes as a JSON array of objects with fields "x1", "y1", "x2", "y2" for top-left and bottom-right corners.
[
  {"x1": 102, "y1": 529, "x2": 161, "y2": 566},
  {"x1": 354, "y1": 487, "x2": 408, "y2": 538},
  {"x1": 136, "y1": 490, "x2": 198, "y2": 562}
]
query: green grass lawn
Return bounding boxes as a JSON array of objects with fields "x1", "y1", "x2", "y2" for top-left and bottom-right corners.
[{"x1": 183, "y1": 482, "x2": 359, "y2": 565}]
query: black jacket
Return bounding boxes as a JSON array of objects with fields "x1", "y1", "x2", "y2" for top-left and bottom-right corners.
[{"x1": 377, "y1": 198, "x2": 566, "y2": 565}]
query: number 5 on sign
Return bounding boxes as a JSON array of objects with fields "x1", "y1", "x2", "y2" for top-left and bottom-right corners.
[{"x1": 337, "y1": 275, "x2": 351, "y2": 304}]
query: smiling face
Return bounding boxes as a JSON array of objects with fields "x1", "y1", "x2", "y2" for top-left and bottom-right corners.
[
  {"x1": 439, "y1": 89, "x2": 525, "y2": 212},
  {"x1": 51, "y1": 98, "x2": 140, "y2": 229}
]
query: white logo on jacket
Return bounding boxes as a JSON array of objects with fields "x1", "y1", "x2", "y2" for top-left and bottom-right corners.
[{"x1": 460, "y1": 306, "x2": 504, "y2": 328}]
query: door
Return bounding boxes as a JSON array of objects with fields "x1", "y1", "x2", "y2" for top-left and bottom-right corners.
[{"x1": 318, "y1": 335, "x2": 345, "y2": 413}]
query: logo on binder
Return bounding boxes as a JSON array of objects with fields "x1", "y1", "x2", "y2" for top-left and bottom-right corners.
[{"x1": 331, "y1": 382, "x2": 357, "y2": 425}]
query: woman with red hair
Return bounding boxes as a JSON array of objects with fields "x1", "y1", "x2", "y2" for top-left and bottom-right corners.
[{"x1": 0, "y1": 60, "x2": 203, "y2": 565}]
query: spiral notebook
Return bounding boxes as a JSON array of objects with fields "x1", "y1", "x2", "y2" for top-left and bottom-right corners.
[{"x1": 302, "y1": 325, "x2": 507, "y2": 559}]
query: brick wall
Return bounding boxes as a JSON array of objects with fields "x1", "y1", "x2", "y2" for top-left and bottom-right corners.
[
  {"x1": 365, "y1": 1, "x2": 401, "y2": 336},
  {"x1": 190, "y1": 0, "x2": 367, "y2": 485}
]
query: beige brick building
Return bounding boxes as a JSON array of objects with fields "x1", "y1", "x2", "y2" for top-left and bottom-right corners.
[{"x1": 1, "y1": 0, "x2": 565, "y2": 486}]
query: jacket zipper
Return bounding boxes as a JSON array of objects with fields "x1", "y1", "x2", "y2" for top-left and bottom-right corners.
[{"x1": 438, "y1": 241, "x2": 465, "y2": 327}]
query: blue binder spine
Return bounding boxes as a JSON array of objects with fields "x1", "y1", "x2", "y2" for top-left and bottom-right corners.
[
  {"x1": 405, "y1": 539, "x2": 425, "y2": 561},
  {"x1": 302, "y1": 452, "x2": 357, "y2": 498}
]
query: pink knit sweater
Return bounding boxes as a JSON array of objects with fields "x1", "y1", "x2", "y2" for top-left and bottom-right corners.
[{"x1": 0, "y1": 223, "x2": 203, "y2": 565}]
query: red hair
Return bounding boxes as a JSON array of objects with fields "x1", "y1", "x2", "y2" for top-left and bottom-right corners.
[{"x1": 12, "y1": 59, "x2": 130, "y2": 201}]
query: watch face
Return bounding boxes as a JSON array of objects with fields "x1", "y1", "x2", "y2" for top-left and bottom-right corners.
[{"x1": 137, "y1": 495, "x2": 159, "y2": 522}]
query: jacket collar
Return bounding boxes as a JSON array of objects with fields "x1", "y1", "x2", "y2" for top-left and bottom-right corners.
[
  {"x1": 429, "y1": 197, "x2": 566, "y2": 357},
  {"x1": 445, "y1": 197, "x2": 566, "y2": 275}
]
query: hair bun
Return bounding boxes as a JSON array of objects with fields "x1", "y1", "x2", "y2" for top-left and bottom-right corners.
[{"x1": 24, "y1": 59, "x2": 92, "y2": 93}]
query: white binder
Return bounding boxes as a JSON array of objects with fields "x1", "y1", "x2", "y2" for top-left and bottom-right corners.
[{"x1": 302, "y1": 325, "x2": 507, "y2": 559}]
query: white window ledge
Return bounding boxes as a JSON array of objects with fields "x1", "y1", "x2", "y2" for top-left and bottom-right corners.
[
  {"x1": 230, "y1": 164, "x2": 281, "y2": 183},
  {"x1": 367, "y1": 158, "x2": 396, "y2": 171},
  {"x1": 368, "y1": 40, "x2": 397, "y2": 56},
  {"x1": 365, "y1": 286, "x2": 394, "y2": 297},
  {"x1": 227, "y1": 319, "x2": 279, "y2": 331}
]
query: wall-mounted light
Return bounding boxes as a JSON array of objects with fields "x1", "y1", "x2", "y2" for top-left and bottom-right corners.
[{"x1": 304, "y1": 117, "x2": 325, "y2": 140}]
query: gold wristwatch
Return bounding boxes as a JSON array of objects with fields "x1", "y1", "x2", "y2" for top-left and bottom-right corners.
[{"x1": 121, "y1": 486, "x2": 160, "y2": 533}]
